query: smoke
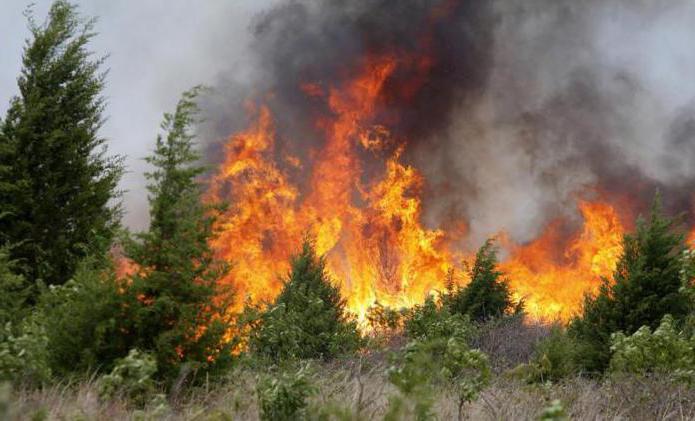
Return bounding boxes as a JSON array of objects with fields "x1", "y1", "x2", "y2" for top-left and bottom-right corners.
[
  {"x1": 439, "y1": 0, "x2": 695, "y2": 244},
  {"x1": 200, "y1": 0, "x2": 695, "y2": 247}
]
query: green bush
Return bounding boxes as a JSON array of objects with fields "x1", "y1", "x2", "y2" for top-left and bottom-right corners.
[
  {"x1": 680, "y1": 248, "x2": 695, "y2": 337},
  {"x1": 570, "y1": 196, "x2": 690, "y2": 373},
  {"x1": 519, "y1": 327, "x2": 578, "y2": 383},
  {"x1": 404, "y1": 295, "x2": 474, "y2": 343},
  {"x1": 366, "y1": 302, "x2": 406, "y2": 334},
  {"x1": 0, "y1": 317, "x2": 50, "y2": 385},
  {"x1": 98, "y1": 349, "x2": 158, "y2": 405},
  {"x1": 609, "y1": 314, "x2": 695, "y2": 382},
  {"x1": 0, "y1": 246, "x2": 48, "y2": 385},
  {"x1": 0, "y1": 246, "x2": 30, "y2": 326},
  {"x1": 445, "y1": 239, "x2": 519, "y2": 322},
  {"x1": 441, "y1": 338, "x2": 491, "y2": 416},
  {"x1": 386, "y1": 336, "x2": 490, "y2": 420},
  {"x1": 257, "y1": 364, "x2": 316, "y2": 421},
  {"x1": 39, "y1": 257, "x2": 124, "y2": 376},
  {"x1": 250, "y1": 239, "x2": 361, "y2": 362},
  {"x1": 385, "y1": 341, "x2": 437, "y2": 421},
  {"x1": 538, "y1": 399, "x2": 567, "y2": 421}
]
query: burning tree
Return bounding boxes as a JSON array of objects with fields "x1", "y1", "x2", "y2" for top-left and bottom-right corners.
[{"x1": 119, "y1": 87, "x2": 234, "y2": 380}]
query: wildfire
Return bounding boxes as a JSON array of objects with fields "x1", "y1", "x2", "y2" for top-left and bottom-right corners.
[
  {"x1": 206, "y1": 47, "x2": 634, "y2": 323},
  {"x1": 208, "y1": 54, "x2": 453, "y2": 322},
  {"x1": 501, "y1": 201, "x2": 624, "y2": 320},
  {"x1": 203, "y1": 2, "x2": 691, "y2": 326}
]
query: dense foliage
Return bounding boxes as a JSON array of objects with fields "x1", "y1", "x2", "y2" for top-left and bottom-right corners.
[
  {"x1": 391, "y1": 298, "x2": 490, "y2": 421},
  {"x1": 404, "y1": 295, "x2": 474, "y2": 343},
  {"x1": 517, "y1": 326, "x2": 578, "y2": 383},
  {"x1": 98, "y1": 349, "x2": 158, "y2": 405},
  {"x1": 609, "y1": 314, "x2": 695, "y2": 382},
  {"x1": 256, "y1": 364, "x2": 316, "y2": 421},
  {"x1": 0, "y1": 1, "x2": 122, "y2": 293},
  {"x1": 0, "y1": 247, "x2": 30, "y2": 327},
  {"x1": 445, "y1": 239, "x2": 518, "y2": 322},
  {"x1": 118, "y1": 88, "x2": 235, "y2": 381},
  {"x1": 39, "y1": 258, "x2": 123, "y2": 375},
  {"x1": 249, "y1": 239, "x2": 361, "y2": 362},
  {"x1": 570, "y1": 197, "x2": 690, "y2": 373}
]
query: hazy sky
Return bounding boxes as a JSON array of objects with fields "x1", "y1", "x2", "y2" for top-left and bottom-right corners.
[{"x1": 0, "y1": 1, "x2": 276, "y2": 230}]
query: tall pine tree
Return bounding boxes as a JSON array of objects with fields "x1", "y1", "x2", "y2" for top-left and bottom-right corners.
[
  {"x1": 0, "y1": 1, "x2": 122, "y2": 291},
  {"x1": 121, "y1": 87, "x2": 234, "y2": 381},
  {"x1": 570, "y1": 195, "x2": 690, "y2": 372}
]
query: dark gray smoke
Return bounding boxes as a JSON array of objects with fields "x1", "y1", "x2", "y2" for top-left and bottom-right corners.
[{"x1": 201, "y1": 0, "x2": 695, "y2": 246}]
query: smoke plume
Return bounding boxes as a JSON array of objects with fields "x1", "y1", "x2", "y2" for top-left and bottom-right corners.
[{"x1": 201, "y1": 0, "x2": 695, "y2": 247}]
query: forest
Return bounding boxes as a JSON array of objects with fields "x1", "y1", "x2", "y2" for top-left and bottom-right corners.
[{"x1": 1, "y1": 2, "x2": 695, "y2": 420}]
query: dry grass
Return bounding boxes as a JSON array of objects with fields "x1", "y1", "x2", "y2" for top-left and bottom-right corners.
[
  {"x1": 470, "y1": 316, "x2": 553, "y2": 372},
  {"x1": 6, "y1": 361, "x2": 695, "y2": 420}
]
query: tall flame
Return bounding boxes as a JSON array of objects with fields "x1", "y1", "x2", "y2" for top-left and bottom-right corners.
[
  {"x1": 199, "y1": 1, "x2": 695, "y2": 323},
  {"x1": 206, "y1": 47, "x2": 636, "y2": 323},
  {"x1": 501, "y1": 201, "x2": 624, "y2": 320},
  {"x1": 208, "y1": 55, "x2": 454, "y2": 321}
]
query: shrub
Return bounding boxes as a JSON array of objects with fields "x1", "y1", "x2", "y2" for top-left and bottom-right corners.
[
  {"x1": 680, "y1": 247, "x2": 695, "y2": 337},
  {"x1": 98, "y1": 349, "x2": 158, "y2": 405},
  {"x1": 0, "y1": 317, "x2": 50, "y2": 385},
  {"x1": 519, "y1": 326, "x2": 578, "y2": 383},
  {"x1": 570, "y1": 196, "x2": 690, "y2": 373},
  {"x1": 538, "y1": 400, "x2": 567, "y2": 421},
  {"x1": 404, "y1": 295, "x2": 474, "y2": 343},
  {"x1": 609, "y1": 314, "x2": 695, "y2": 382},
  {"x1": 385, "y1": 341, "x2": 437, "y2": 421},
  {"x1": 250, "y1": 239, "x2": 361, "y2": 362},
  {"x1": 257, "y1": 364, "x2": 316, "y2": 421},
  {"x1": 366, "y1": 302, "x2": 406, "y2": 334},
  {"x1": 445, "y1": 239, "x2": 519, "y2": 322},
  {"x1": 441, "y1": 338, "x2": 491, "y2": 417},
  {"x1": 39, "y1": 257, "x2": 124, "y2": 376},
  {"x1": 0, "y1": 246, "x2": 48, "y2": 385},
  {"x1": 387, "y1": 336, "x2": 490, "y2": 420}
]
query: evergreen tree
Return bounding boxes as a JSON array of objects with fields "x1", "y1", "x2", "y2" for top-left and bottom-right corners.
[
  {"x1": 569, "y1": 195, "x2": 690, "y2": 373},
  {"x1": 250, "y1": 239, "x2": 361, "y2": 361},
  {"x1": 0, "y1": 246, "x2": 30, "y2": 327},
  {"x1": 120, "y1": 87, "x2": 234, "y2": 380},
  {"x1": 446, "y1": 239, "x2": 516, "y2": 322},
  {"x1": 0, "y1": 1, "x2": 122, "y2": 291}
]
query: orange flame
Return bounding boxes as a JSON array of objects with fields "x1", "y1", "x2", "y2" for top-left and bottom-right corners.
[
  {"x1": 208, "y1": 55, "x2": 454, "y2": 322},
  {"x1": 206, "y1": 49, "x2": 633, "y2": 323},
  {"x1": 501, "y1": 201, "x2": 624, "y2": 320},
  {"x1": 203, "y1": 0, "x2": 678, "y2": 323}
]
